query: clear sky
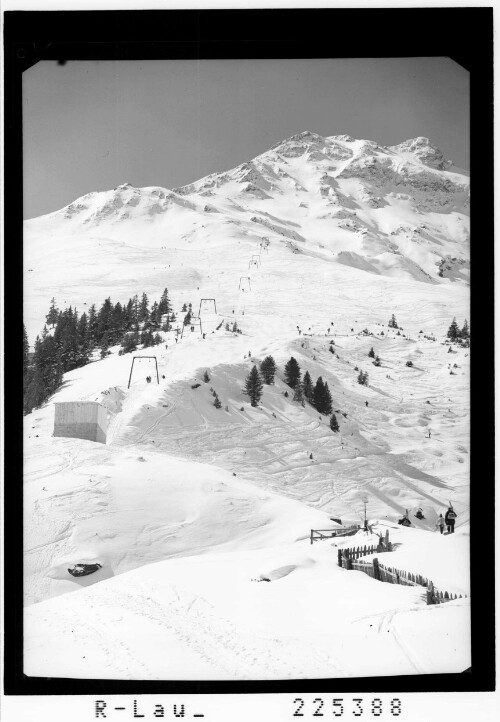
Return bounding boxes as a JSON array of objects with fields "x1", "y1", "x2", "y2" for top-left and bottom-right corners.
[{"x1": 23, "y1": 57, "x2": 469, "y2": 219}]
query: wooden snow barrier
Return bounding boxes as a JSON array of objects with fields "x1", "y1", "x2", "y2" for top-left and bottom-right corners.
[
  {"x1": 310, "y1": 525, "x2": 360, "y2": 544},
  {"x1": 337, "y1": 535, "x2": 467, "y2": 605}
]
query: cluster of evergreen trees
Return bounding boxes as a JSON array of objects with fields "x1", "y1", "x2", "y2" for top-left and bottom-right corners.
[
  {"x1": 244, "y1": 354, "x2": 340, "y2": 430},
  {"x1": 282, "y1": 356, "x2": 334, "y2": 415},
  {"x1": 23, "y1": 288, "x2": 175, "y2": 415},
  {"x1": 447, "y1": 318, "x2": 469, "y2": 343},
  {"x1": 388, "y1": 314, "x2": 399, "y2": 329}
]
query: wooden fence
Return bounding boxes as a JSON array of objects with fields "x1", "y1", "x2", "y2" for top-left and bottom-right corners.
[
  {"x1": 338, "y1": 541, "x2": 466, "y2": 605},
  {"x1": 310, "y1": 525, "x2": 360, "y2": 544}
]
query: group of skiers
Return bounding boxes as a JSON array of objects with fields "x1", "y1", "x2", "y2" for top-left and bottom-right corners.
[
  {"x1": 436, "y1": 506, "x2": 457, "y2": 534},
  {"x1": 398, "y1": 505, "x2": 457, "y2": 533}
]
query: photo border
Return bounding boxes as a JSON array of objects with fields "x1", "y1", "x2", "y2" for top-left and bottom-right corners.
[{"x1": 3, "y1": 5, "x2": 495, "y2": 697}]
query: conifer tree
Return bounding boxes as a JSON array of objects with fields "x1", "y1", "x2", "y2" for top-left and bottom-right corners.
[
  {"x1": 368, "y1": 347, "x2": 375, "y2": 358},
  {"x1": 149, "y1": 301, "x2": 160, "y2": 328},
  {"x1": 447, "y1": 317, "x2": 460, "y2": 340},
  {"x1": 23, "y1": 324, "x2": 30, "y2": 374},
  {"x1": 330, "y1": 413, "x2": 339, "y2": 432},
  {"x1": 213, "y1": 393, "x2": 222, "y2": 409},
  {"x1": 110, "y1": 302, "x2": 124, "y2": 344},
  {"x1": 302, "y1": 370, "x2": 314, "y2": 403},
  {"x1": 158, "y1": 288, "x2": 172, "y2": 316},
  {"x1": 138, "y1": 293, "x2": 150, "y2": 323},
  {"x1": 244, "y1": 365, "x2": 263, "y2": 407},
  {"x1": 24, "y1": 334, "x2": 63, "y2": 412},
  {"x1": 460, "y1": 319, "x2": 470, "y2": 339},
  {"x1": 388, "y1": 314, "x2": 398, "y2": 329},
  {"x1": 203, "y1": 370, "x2": 210, "y2": 383},
  {"x1": 357, "y1": 369, "x2": 369, "y2": 386},
  {"x1": 260, "y1": 355, "x2": 277, "y2": 384},
  {"x1": 183, "y1": 310, "x2": 192, "y2": 326},
  {"x1": 284, "y1": 356, "x2": 301, "y2": 389},
  {"x1": 293, "y1": 380, "x2": 305, "y2": 407},
  {"x1": 100, "y1": 332, "x2": 109, "y2": 358},
  {"x1": 121, "y1": 333, "x2": 137, "y2": 354},
  {"x1": 96, "y1": 297, "x2": 113, "y2": 342},
  {"x1": 46, "y1": 297, "x2": 59, "y2": 328},
  {"x1": 87, "y1": 304, "x2": 98, "y2": 348},
  {"x1": 313, "y1": 376, "x2": 333, "y2": 414},
  {"x1": 140, "y1": 328, "x2": 155, "y2": 348}
]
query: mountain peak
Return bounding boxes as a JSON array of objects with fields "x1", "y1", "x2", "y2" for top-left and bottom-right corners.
[{"x1": 388, "y1": 137, "x2": 452, "y2": 170}]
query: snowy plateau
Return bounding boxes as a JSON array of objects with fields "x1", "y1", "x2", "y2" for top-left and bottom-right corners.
[{"x1": 23, "y1": 131, "x2": 470, "y2": 679}]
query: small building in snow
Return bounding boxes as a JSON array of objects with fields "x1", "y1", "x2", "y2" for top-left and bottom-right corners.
[{"x1": 53, "y1": 401, "x2": 108, "y2": 444}]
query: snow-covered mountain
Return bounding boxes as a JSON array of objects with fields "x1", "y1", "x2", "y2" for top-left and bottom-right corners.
[
  {"x1": 23, "y1": 132, "x2": 470, "y2": 679},
  {"x1": 25, "y1": 131, "x2": 469, "y2": 340}
]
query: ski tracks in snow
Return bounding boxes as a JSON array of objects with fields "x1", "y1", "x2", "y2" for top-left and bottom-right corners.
[{"x1": 90, "y1": 581, "x2": 344, "y2": 679}]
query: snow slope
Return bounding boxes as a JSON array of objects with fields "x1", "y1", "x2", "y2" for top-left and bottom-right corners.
[{"x1": 23, "y1": 131, "x2": 470, "y2": 679}]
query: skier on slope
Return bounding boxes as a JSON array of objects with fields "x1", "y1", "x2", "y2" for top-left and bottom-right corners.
[{"x1": 445, "y1": 506, "x2": 457, "y2": 534}]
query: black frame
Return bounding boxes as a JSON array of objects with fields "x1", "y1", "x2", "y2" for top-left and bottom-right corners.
[{"x1": 4, "y1": 6, "x2": 494, "y2": 698}]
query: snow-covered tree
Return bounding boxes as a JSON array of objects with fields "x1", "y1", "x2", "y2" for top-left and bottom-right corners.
[
  {"x1": 23, "y1": 324, "x2": 30, "y2": 374},
  {"x1": 368, "y1": 347, "x2": 375, "y2": 358},
  {"x1": 100, "y1": 332, "x2": 110, "y2": 358},
  {"x1": 138, "y1": 293, "x2": 150, "y2": 323},
  {"x1": 357, "y1": 370, "x2": 369, "y2": 386},
  {"x1": 260, "y1": 355, "x2": 277, "y2": 384},
  {"x1": 460, "y1": 319, "x2": 469, "y2": 340},
  {"x1": 330, "y1": 413, "x2": 339, "y2": 432},
  {"x1": 302, "y1": 370, "x2": 314, "y2": 403},
  {"x1": 244, "y1": 365, "x2": 263, "y2": 407},
  {"x1": 158, "y1": 287, "x2": 172, "y2": 316},
  {"x1": 284, "y1": 356, "x2": 301, "y2": 389},
  {"x1": 388, "y1": 314, "x2": 399, "y2": 329},
  {"x1": 313, "y1": 376, "x2": 333, "y2": 414},
  {"x1": 46, "y1": 297, "x2": 59, "y2": 328},
  {"x1": 447, "y1": 317, "x2": 460, "y2": 340},
  {"x1": 203, "y1": 370, "x2": 210, "y2": 383},
  {"x1": 293, "y1": 380, "x2": 305, "y2": 406}
]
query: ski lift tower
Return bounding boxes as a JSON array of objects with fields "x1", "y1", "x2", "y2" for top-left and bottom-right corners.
[
  {"x1": 239, "y1": 276, "x2": 251, "y2": 291},
  {"x1": 198, "y1": 298, "x2": 217, "y2": 316},
  {"x1": 180, "y1": 315, "x2": 203, "y2": 338},
  {"x1": 128, "y1": 356, "x2": 159, "y2": 388},
  {"x1": 362, "y1": 496, "x2": 369, "y2": 531}
]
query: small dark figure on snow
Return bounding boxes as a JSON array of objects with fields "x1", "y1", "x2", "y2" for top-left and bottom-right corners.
[
  {"x1": 398, "y1": 510, "x2": 411, "y2": 527},
  {"x1": 415, "y1": 508, "x2": 425, "y2": 520},
  {"x1": 203, "y1": 333, "x2": 206, "y2": 339},
  {"x1": 365, "y1": 401, "x2": 368, "y2": 407},
  {"x1": 162, "y1": 375, "x2": 165, "y2": 379},
  {"x1": 445, "y1": 506, "x2": 457, "y2": 533},
  {"x1": 436, "y1": 514, "x2": 445, "y2": 534}
]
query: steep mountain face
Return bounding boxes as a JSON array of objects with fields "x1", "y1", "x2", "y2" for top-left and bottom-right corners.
[{"x1": 24, "y1": 131, "x2": 469, "y2": 341}]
